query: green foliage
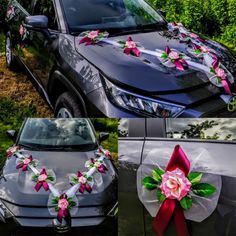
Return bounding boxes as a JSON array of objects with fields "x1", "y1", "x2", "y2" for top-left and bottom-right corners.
[
  {"x1": 143, "y1": 176, "x2": 158, "y2": 189},
  {"x1": 148, "y1": 0, "x2": 236, "y2": 52},
  {"x1": 157, "y1": 188, "x2": 166, "y2": 202},
  {"x1": 152, "y1": 168, "x2": 164, "y2": 182},
  {"x1": 0, "y1": 98, "x2": 38, "y2": 163},
  {"x1": 187, "y1": 172, "x2": 202, "y2": 185},
  {"x1": 192, "y1": 183, "x2": 216, "y2": 197},
  {"x1": 180, "y1": 195, "x2": 192, "y2": 210}
]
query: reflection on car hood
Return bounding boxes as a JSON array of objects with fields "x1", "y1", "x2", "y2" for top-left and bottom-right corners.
[
  {"x1": 0, "y1": 150, "x2": 116, "y2": 206},
  {"x1": 75, "y1": 30, "x2": 236, "y2": 104}
]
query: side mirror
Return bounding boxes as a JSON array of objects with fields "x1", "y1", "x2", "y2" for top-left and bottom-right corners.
[
  {"x1": 6, "y1": 130, "x2": 17, "y2": 141},
  {"x1": 24, "y1": 15, "x2": 48, "y2": 29},
  {"x1": 23, "y1": 15, "x2": 52, "y2": 39},
  {"x1": 158, "y1": 10, "x2": 166, "y2": 18},
  {"x1": 99, "y1": 132, "x2": 109, "y2": 143}
]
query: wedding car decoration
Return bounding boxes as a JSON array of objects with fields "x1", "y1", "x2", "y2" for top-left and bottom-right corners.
[
  {"x1": 6, "y1": 145, "x2": 111, "y2": 224},
  {"x1": 138, "y1": 145, "x2": 219, "y2": 236},
  {"x1": 6, "y1": 5, "x2": 16, "y2": 21},
  {"x1": 78, "y1": 23, "x2": 234, "y2": 97}
]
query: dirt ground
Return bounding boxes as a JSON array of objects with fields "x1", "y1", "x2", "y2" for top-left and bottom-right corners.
[{"x1": 0, "y1": 54, "x2": 53, "y2": 117}]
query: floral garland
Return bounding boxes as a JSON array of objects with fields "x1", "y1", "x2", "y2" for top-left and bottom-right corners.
[
  {"x1": 6, "y1": 145, "x2": 111, "y2": 224},
  {"x1": 141, "y1": 145, "x2": 216, "y2": 236},
  {"x1": 78, "y1": 23, "x2": 234, "y2": 97}
]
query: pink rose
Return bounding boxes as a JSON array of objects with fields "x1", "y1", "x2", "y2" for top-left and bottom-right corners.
[
  {"x1": 58, "y1": 199, "x2": 69, "y2": 210},
  {"x1": 104, "y1": 150, "x2": 110, "y2": 157},
  {"x1": 168, "y1": 51, "x2": 179, "y2": 60},
  {"x1": 125, "y1": 40, "x2": 137, "y2": 49},
  {"x1": 38, "y1": 174, "x2": 48, "y2": 182},
  {"x1": 87, "y1": 30, "x2": 99, "y2": 39},
  {"x1": 215, "y1": 67, "x2": 226, "y2": 78},
  {"x1": 200, "y1": 46, "x2": 210, "y2": 53},
  {"x1": 160, "y1": 168, "x2": 191, "y2": 201},
  {"x1": 19, "y1": 25, "x2": 25, "y2": 36},
  {"x1": 190, "y1": 33, "x2": 198, "y2": 38},
  {"x1": 23, "y1": 158, "x2": 31, "y2": 165},
  {"x1": 78, "y1": 176, "x2": 87, "y2": 184}
]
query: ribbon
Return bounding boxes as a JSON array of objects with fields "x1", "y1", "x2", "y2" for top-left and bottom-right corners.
[
  {"x1": 89, "y1": 158, "x2": 108, "y2": 173},
  {"x1": 16, "y1": 155, "x2": 33, "y2": 171},
  {"x1": 77, "y1": 171, "x2": 92, "y2": 193},
  {"x1": 123, "y1": 37, "x2": 140, "y2": 57},
  {"x1": 211, "y1": 55, "x2": 232, "y2": 95},
  {"x1": 152, "y1": 145, "x2": 190, "y2": 236},
  {"x1": 34, "y1": 168, "x2": 49, "y2": 192},
  {"x1": 6, "y1": 146, "x2": 20, "y2": 158},
  {"x1": 165, "y1": 46, "x2": 188, "y2": 71},
  {"x1": 57, "y1": 194, "x2": 71, "y2": 224}
]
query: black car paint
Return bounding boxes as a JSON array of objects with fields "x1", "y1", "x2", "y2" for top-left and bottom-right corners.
[
  {"x1": 118, "y1": 119, "x2": 236, "y2": 235},
  {"x1": 0, "y1": 119, "x2": 118, "y2": 234},
  {"x1": 4, "y1": 0, "x2": 236, "y2": 117}
]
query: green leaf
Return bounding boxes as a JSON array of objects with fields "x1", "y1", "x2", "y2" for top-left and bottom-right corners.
[
  {"x1": 87, "y1": 176, "x2": 93, "y2": 182},
  {"x1": 70, "y1": 201, "x2": 76, "y2": 208},
  {"x1": 210, "y1": 67, "x2": 215, "y2": 73},
  {"x1": 161, "y1": 53, "x2": 168, "y2": 59},
  {"x1": 142, "y1": 176, "x2": 158, "y2": 190},
  {"x1": 192, "y1": 183, "x2": 216, "y2": 197},
  {"x1": 55, "y1": 206, "x2": 59, "y2": 212},
  {"x1": 47, "y1": 176, "x2": 54, "y2": 181},
  {"x1": 187, "y1": 172, "x2": 202, "y2": 185},
  {"x1": 157, "y1": 189, "x2": 166, "y2": 202},
  {"x1": 152, "y1": 168, "x2": 164, "y2": 183},
  {"x1": 180, "y1": 196, "x2": 192, "y2": 210},
  {"x1": 51, "y1": 199, "x2": 58, "y2": 205}
]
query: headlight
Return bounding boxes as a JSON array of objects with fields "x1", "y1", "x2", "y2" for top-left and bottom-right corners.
[{"x1": 104, "y1": 79, "x2": 185, "y2": 118}]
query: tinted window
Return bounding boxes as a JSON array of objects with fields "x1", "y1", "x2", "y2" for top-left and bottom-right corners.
[
  {"x1": 18, "y1": 0, "x2": 32, "y2": 13},
  {"x1": 166, "y1": 118, "x2": 236, "y2": 141},
  {"x1": 19, "y1": 119, "x2": 97, "y2": 150},
  {"x1": 33, "y1": 0, "x2": 58, "y2": 30},
  {"x1": 61, "y1": 0, "x2": 164, "y2": 33}
]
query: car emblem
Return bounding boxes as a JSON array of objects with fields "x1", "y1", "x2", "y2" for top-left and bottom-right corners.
[{"x1": 227, "y1": 96, "x2": 236, "y2": 112}]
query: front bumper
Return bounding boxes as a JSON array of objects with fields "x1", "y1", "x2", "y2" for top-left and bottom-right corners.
[{"x1": 0, "y1": 200, "x2": 118, "y2": 235}]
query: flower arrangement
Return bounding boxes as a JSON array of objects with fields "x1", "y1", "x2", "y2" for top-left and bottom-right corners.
[
  {"x1": 79, "y1": 30, "x2": 109, "y2": 45},
  {"x1": 142, "y1": 145, "x2": 216, "y2": 236},
  {"x1": 7, "y1": 145, "x2": 111, "y2": 225}
]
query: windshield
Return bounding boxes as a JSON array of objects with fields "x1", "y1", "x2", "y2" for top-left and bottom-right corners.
[
  {"x1": 60, "y1": 0, "x2": 165, "y2": 33},
  {"x1": 18, "y1": 119, "x2": 97, "y2": 150}
]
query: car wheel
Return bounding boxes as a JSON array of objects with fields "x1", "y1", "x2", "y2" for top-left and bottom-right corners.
[
  {"x1": 5, "y1": 32, "x2": 17, "y2": 70},
  {"x1": 55, "y1": 92, "x2": 84, "y2": 118}
]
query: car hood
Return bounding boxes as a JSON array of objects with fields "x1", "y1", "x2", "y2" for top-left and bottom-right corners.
[
  {"x1": 75, "y1": 30, "x2": 236, "y2": 100},
  {"x1": 0, "y1": 150, "x2": 116, "y2": 207}
]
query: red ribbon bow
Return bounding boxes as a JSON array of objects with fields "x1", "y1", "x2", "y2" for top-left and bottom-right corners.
[
  {"x1": 212, "y1": 55, "x2": 232, "y2": 95},
  {"x1": 165, "y1": 46, "x2": 188, "y2": 71},
  {"x1": 91, "y1": 158, "x2": 108, "y2": 173},
  {"x1": 79, "y1": 30, "x2": 100, "y2": 46},
  {"x1": 77, "y1": 171, "x2": 92, "y2": 193},
  {"x1": 152, "y1": 145, "x2": 190, "y2": 236},
  {"x1": 34, "y1": 168, "x2": 49, "y2": 192},
  {"x1": 124, "y1": 37, "x2": 141, "y2": 57},
  {"x1": 16, "y1": 156, "x2": 33, "y2": 171},
  {"x1": 57, "y1": 194, "x2": 71, "y2": 224}
]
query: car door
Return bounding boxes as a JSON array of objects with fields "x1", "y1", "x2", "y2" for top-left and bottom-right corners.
[
  {"x1": 22, "y1": 0, "x2": 59, "y2": 90},
  {"x1": 142, "y1": 138, "x2": 236, "y2": 236}
]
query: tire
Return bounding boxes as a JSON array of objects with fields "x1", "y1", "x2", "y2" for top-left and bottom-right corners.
[
  {"x1": 54, "y1": 92, "x2": 84, "y2": 118},
  {"x1": 5, "y1": 32, "x2": 18, "y2": 70}
]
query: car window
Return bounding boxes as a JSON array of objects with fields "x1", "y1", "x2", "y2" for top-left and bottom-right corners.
[
  {"x1": 18, "y1": 119, "x2": 97, "y2": 150},
  {"x1": 60, "y1": 0, "x2": 165, "y2": 33},
  {"x1": 166, "y1": 118, "x2": 236, "y2": 141},
  {"x1": 18, "y1": 0, "x2": 32, "y2": 13},
  {"x1": 33, "y1": 0, "x2": 58, "y2": 30}
]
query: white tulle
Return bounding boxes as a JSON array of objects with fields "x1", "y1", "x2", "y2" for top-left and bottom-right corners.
[{"x1": 137, "y1": 147, "x2": 222, "y2": 222}]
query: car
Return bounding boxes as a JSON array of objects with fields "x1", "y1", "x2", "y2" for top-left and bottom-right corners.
[
  {"x1": 118, "y1": 118, "x2": 236, "y2": 236},
  {"x1": 0, "y1": 118, "x2": 118, "y2": 235},
  {"x1": 4, "y1": 0, "x2": 236, "y2": 118}
]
